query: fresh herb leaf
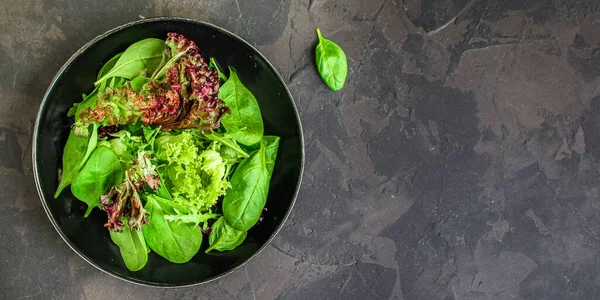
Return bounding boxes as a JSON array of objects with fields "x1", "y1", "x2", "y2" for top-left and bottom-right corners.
[
  {"x1": 209, "y1": 57, "x2": 228, "y2": 82},
  {"x1": 94, "y1": 38, "x2": 165, "y2": 86},
  {"x1": 71, "y1": 146, "x2": 123, "y2": 217},
  {"x1": 315, "y1": 28, "x2": 348, "y2": 91},
  {"x1": 206, "y1": 217, "x2": 247, "y2": 253},
  {"x1": 109, "y1": 219, "x2": 149, "y2": 271},
  {"x1": 143, "y1": 194, "x2": 202, "y2": 263},
  {"x1": 222, "y1": 140, "x2": 271, "y2": 231},
  {"x1": 219, "y1": 68, "x2": 264, "y2": 146}
]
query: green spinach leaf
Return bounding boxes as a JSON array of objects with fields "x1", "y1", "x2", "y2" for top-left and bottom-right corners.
[
  {"x1": 206, "y1": 217, "x2": 247, "y2": 253},
  {"x1": 222, "y1": 141, "x2": 270, "y2": 231},
  {"x1": 109, "y1": 220, "x2": 149, "y2": 271},
  {"x1": 94, "y1": 38, "x2": 165, "y2": 86},
  {"x1": 79, "y1": 123, "x2": 99, "y2": 169},
  {"x1": 240, "y1": 135, "x2": 280, "y2": 173},
  {"x1": 315, "y1": 28, "x2": 347, "y2": 91},
  {"x1": 219, "y1": 68, "x2": 264, "y2": 146},
  {"x1": 143, "y1": 195, "x2": 202, "y2": 263},
  {"x1": 262, "y1": 136, "x2": 280, "y2": 175},
  {"x1": 71, "y1": 146, "x2": 123, "y2": 217},
  {"x1": 54, "y1": 129, "x2": 89, "y2": 198},
  {"x1": 97, "y1": 52, "x2": 123, "y2": 80}
]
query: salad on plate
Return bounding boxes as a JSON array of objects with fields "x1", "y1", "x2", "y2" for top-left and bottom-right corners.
[{"x1": 54, "y1": 33, "x2": 279, "y2": 271}]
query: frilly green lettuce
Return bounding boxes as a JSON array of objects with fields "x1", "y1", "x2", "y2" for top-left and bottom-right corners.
[{"x1": 155, "y1": 131, "x2": 230, "y2": 213}]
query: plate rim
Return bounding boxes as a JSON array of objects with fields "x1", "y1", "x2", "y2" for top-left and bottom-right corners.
[{"x1": 31, "y1": 16, "x2": 305, "y2": 288}]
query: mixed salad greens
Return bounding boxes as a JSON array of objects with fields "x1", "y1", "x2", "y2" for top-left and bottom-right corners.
[{"x1": 54, "y1": 33, "x2": 279, "y2": 271}]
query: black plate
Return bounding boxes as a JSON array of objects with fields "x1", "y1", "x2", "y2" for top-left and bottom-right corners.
[{"x1": 32, "y1": 17, "x2": 304, "y2": 287}]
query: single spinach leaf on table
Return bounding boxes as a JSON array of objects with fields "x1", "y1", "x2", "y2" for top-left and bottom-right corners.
[
  {"x1": 71, "y1": 146, "x2": 123, "y2": 217},
  {"x1": 94, "y1": 38, "x2": 165, "y2": 86},
  {"x1": 97, "y1": 52, "x2": 123, "y2": 80},
  {"x1": 143, "y1": 194, "x2": 202, "y2": 263},
  {"x1": 206, "y1": 217, "x2": 247, "y2": 253},
  {"x1": 109, "y1": 220, "x2": 149, "y2": 271},
  {"x1": 222, "y1": 141, "x2": 271, "y2": 231},
  {"x1": 54, "y1": 129, "x2": 89, "y2": 198},
  {"x1": 315, "y1": 28, "x2": 348, "y2": 91},
  {"x1": 219, "y1": 68, "x2": 264, "y2": 146}
]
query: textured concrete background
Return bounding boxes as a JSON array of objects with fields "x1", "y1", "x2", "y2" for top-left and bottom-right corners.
[{"x1": 2, "y1": 0, "x2": 600, "y2": 299}]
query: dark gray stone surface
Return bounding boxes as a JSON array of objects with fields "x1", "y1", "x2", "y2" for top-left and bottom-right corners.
[{"x1": 2, "y1": 0, "x2": 600, "y2": 299}]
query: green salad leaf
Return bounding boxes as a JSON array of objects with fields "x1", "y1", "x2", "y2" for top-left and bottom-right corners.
[
  {"x1": 206, "y1": 217, "x2": 247, "y2": 253},
  {"x1": 79, "y1": 123, "x2": 99, "y2": 169},
  {"x1": 203, "y1": 131, "x2": 249, "y2": 159},
  {"x1": 219, "y1": 69, "x2": 264, "y2": 146},
  {"x1": 222, "y1": 140, "x2": 270, "y2": 231},
  {"x1": 155, "y1": 131, "x2": 231, "y2": 212},
  {"x1": 129, "y1": 76, "x2": 152, "y2": 93},
  {"x1": 97, "y1": 130, "x2": 144, "y2": 169},
  {"x1": 143, "y1": 194, "x2": 202, "y2": 263},
  {"x1": 315, "y1": 28, "x2": 348, "y2": 91},
  {"x1": 71, "y1": 146, "x2": 123, "y2": 217},
  {"x1": 54, "y1": 129, "x2": 90, "y2": 198},
  {"x1": 110, "y1": 219, "x2": 149, "y2": 271},
  {"x1": 95, "y1": 38, "x2": 166, "y2": 86},
  {"x1": 97, "y1": 52, "x2": 123, "y2": 80}
]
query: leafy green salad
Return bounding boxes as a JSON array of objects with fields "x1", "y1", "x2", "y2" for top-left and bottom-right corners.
[{"x1": 54, "y1": 33, "x2": 278, "y2": 271}]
